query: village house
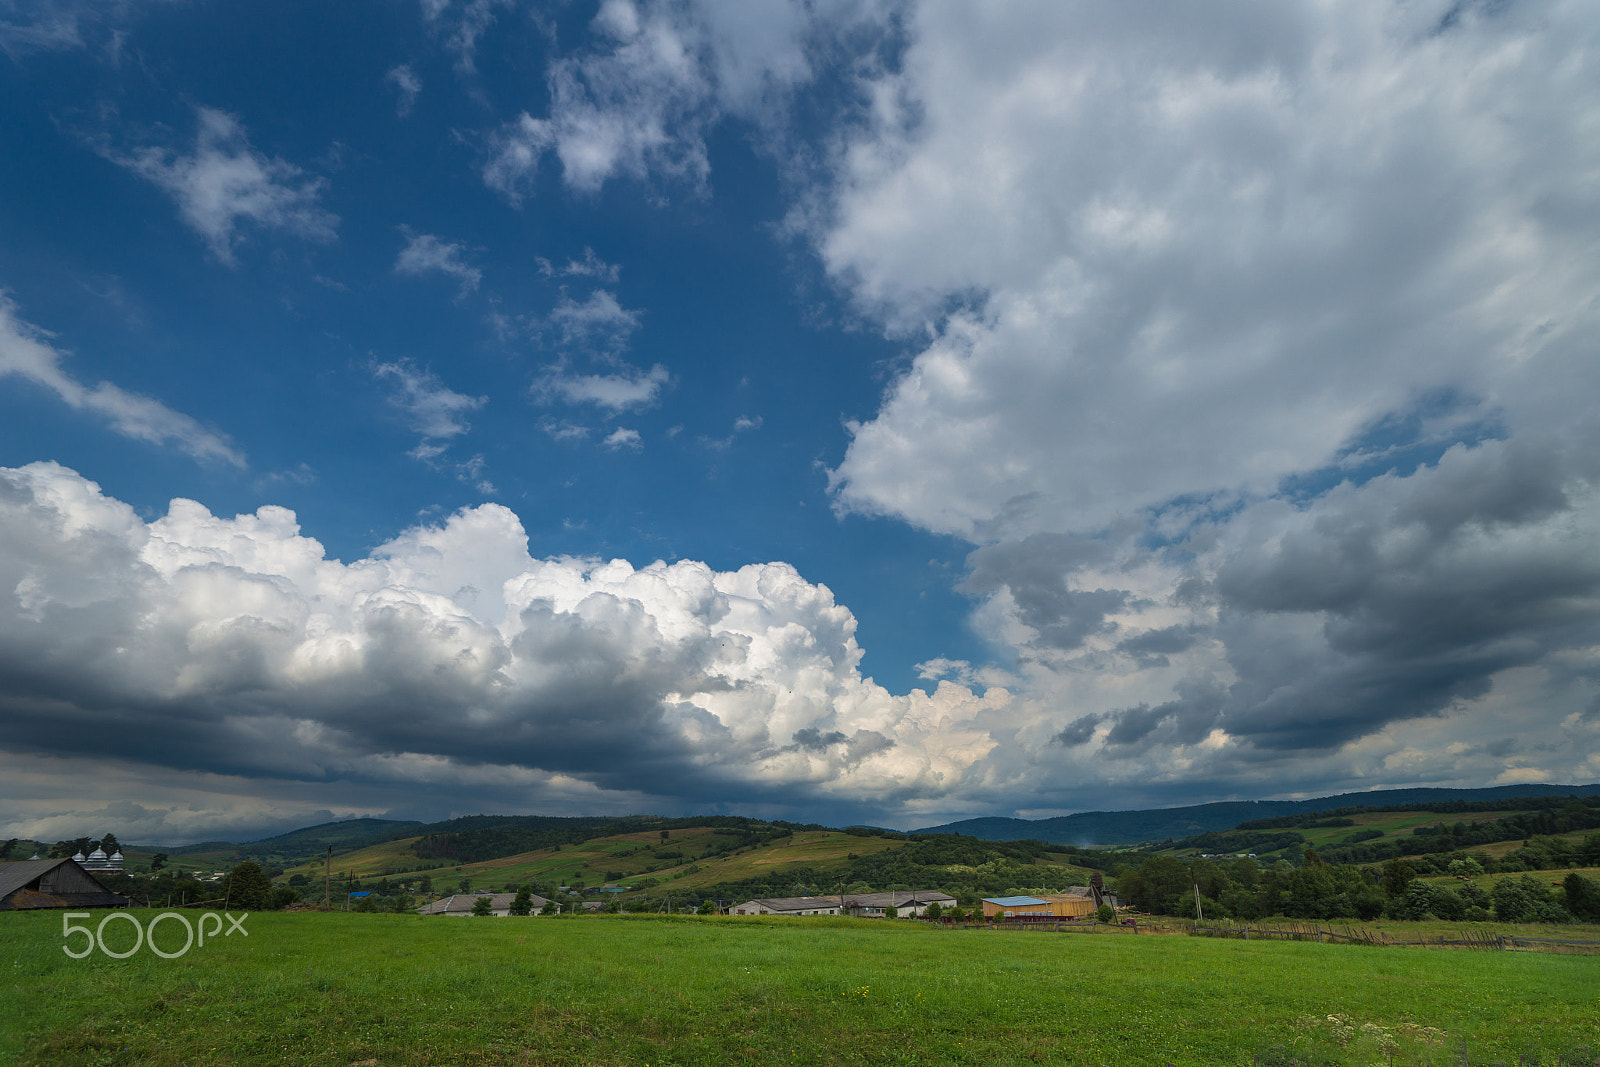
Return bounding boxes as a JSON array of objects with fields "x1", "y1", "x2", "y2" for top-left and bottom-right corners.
[
  {"x1": 415, "y1": 890, "x2": 550, "y2": 916},
  {"x1": 0, "y1": 858, "x2": 132, "y2": 911}
]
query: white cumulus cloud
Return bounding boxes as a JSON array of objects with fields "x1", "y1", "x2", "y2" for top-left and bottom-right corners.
[{"x1": 0, "y1": 462, "x2": 1006, "y2": 824}]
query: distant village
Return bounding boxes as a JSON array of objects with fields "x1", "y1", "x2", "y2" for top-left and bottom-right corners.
[{"x1": 2, "y1": 840, "x2": 1119, "y2": 922}]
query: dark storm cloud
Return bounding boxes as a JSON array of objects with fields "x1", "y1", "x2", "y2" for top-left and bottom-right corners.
[
  {"x1": 1208, "y1": 434, "x2": 1600, "y2": 750},
  {"x1": 962, "y1": 534, "x2": 1125, "y2": 650},
  {"x1": 793, "y1": 728, "x2": 850, "y2": 750},
  {"x1": 1117, "y1": 624, "x2": 1200, "y2": 666}
]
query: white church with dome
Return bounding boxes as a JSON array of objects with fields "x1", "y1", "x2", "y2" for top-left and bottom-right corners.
[{"x1": 72, "y1": 845, "x2": 123, "y2": 873}]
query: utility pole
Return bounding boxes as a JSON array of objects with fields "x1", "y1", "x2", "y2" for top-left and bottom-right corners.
[
  {"x1": 323, "y1": 845, "x2": 332, "y2": 910},
  {"x1": 1193, "y1": 883, "x2": 1204, "y2": 924}
]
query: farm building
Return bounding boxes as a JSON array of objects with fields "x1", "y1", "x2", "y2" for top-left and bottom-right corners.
[
  {"x1": 980, "y1": 892, "x2": 1116, "y2": 919},
  {"x1": 415, "y1": 891, "x2": 550, "y2": 916},
  {"x1": 981, "y1": 895, "x2": 1054, "y2": 919},
  {"x1": 843, "y1": 890, "x2": 957, "y2": 917},
  {"x1": 0, "y1": 858, "x2": 132, "y2": 910},
  {"x1": 729, "y1": 895, "x2": 843, "y2": 916}
]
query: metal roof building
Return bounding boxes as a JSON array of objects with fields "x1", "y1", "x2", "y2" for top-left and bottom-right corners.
[
  {"x1": 415, "y1": 891, "x2": 550, "y2": 916},
  {"x1": 729, "y1": 895, "x2": 844, "y2": 916}
]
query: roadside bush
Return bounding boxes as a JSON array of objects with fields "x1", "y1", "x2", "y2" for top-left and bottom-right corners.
[
  {"x1": 1492, "y1": 874, "x2": 1561, "y2": 922},
  {"x1": 1395, "y1": 881, "x2": 1464, "y2": 921}
]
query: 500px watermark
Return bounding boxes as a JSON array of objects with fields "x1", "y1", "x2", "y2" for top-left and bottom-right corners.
[{"x1": 61, "y1": 911, "x2": 248, "y2": 959}]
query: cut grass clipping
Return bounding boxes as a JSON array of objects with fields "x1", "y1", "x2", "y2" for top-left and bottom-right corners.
[{"x1": 4, "y1": 912, "x2": 1596, "y2": 1066}]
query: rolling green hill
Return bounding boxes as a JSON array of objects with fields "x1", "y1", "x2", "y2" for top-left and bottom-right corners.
[{"x1": 914, "y1": 783, "x2": 1600, "y2": 846}]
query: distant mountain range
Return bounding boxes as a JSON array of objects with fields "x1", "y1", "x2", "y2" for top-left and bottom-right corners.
[
  {"x1": 912, "y1": 783, "x2": 1600, "y2": 846},
  {"x1": 111, "y1": 782, "x2": 1600, "y2": 862}
]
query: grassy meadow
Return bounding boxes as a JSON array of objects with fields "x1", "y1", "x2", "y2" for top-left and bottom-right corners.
[{"x1": 4, "y1": 911, "x2": 1597, "y2": 1067}]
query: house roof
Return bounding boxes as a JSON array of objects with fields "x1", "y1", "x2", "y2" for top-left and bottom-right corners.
[
  {"x1": 983, "y1": 896, "x2": 1050, "y2": 907},
  {"x1": 742, "y1": 896, "x2": 843, "y2": 912},
  {"x1": 415, "y1": 891, "x2": 550, "y2": 915}
]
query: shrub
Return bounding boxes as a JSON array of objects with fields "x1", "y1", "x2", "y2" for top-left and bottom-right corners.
[
  {"x1": 1492, "y1": 875, "x2": 1544, "y2": 922},
  {"x1": 924, "y1": 902, "x2": 943, "y2": 920},
  {"x1": 1096, "y1": 904, "x2": 1115, "y2": 923}
]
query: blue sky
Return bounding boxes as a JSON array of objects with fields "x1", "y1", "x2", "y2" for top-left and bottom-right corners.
[{"x1": 3, "y1": 0, "x2": 1600, "y2": 844}]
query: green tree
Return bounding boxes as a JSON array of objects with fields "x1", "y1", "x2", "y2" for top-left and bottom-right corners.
[
  {"x1": 223, "y1": 861, "x2": 273, "y2": 910},
  {"x1": 0, "y1": 838, "x2": 15, "y2": 860},
  {"x1": 924, "y1": 901, "x2": 943, "y2": 920},
  {"x1": 1381, "y1": 859, "x2": 1414, "y2": 899},
  {"x1": 697, "y1": 899, "x2": 717, "y2": 915},
  {"x1": 539, "y1": 899, "x2": 559, "y2": 916},
  {"x1": 1096, "y1": 904, "x2": 1115, "y2": 923},
  {"x1": 1561, "y1": 872, "x2": 1600, "y2": 923},
  {"x1": 419, "y1": 874, "x2": 433, "y2": 896},
  {"x1": 471, "y1": 895, "x2": 493, "y2": 916},
  {"x1": 884, "y1": 905, "x2": 898, "y2": 919},
  {"x1": 510, "y1": 885, "x2": 534, "y2": 916},
  {"x1": 150, "y1": 853, "x2": 169, "y2": 872}
]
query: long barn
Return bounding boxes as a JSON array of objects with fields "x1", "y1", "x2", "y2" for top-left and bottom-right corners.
[{"x1": 0, "y1": 858, "x2": 132, "y2": 910}]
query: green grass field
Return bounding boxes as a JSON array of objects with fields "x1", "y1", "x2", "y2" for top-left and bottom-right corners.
[{"x1": 5, "y1": 911, "x2": 1596, "y2": 1067}]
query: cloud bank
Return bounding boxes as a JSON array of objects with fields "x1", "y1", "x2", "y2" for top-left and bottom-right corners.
[{"x1": 0, "y1": 463, "x2": 1004, "y2": 837}]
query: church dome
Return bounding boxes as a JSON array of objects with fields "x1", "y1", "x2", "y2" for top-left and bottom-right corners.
[
  {"x1": 71, "y1": 851, "x2": 86, "y2": 862},
  {"x1": 89, "y1": 847, "x2": 108, "y2": 860}
]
